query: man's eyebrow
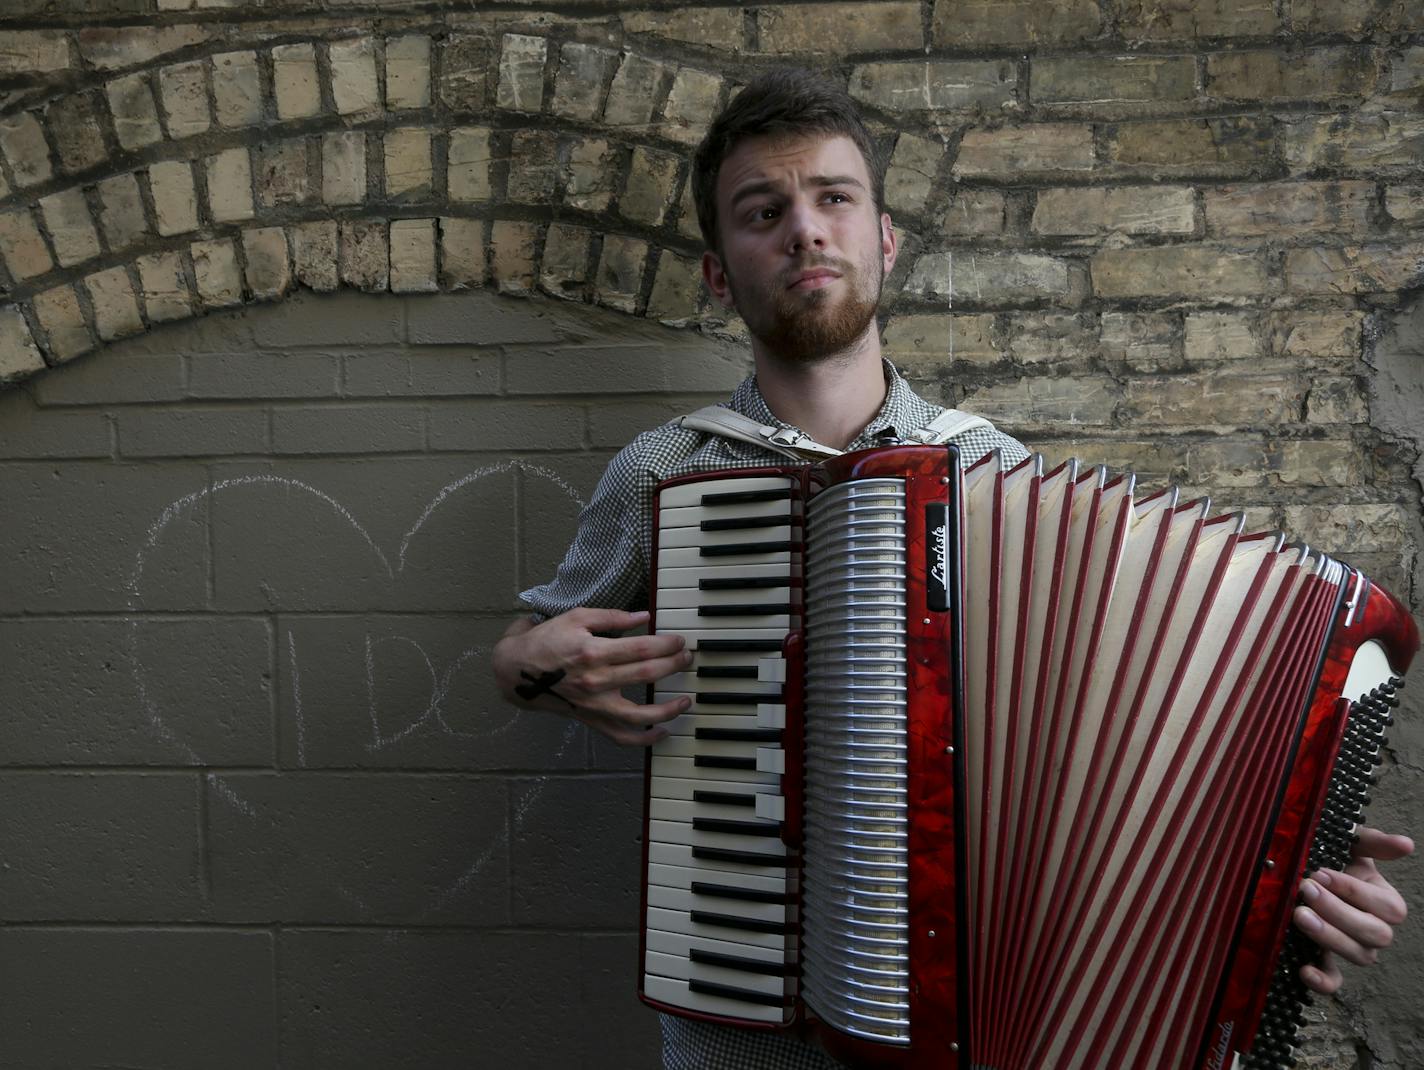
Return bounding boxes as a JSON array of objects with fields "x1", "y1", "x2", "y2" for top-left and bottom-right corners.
[{"x1": 727, "y1": 174, "x2": 868, "y2": 210}]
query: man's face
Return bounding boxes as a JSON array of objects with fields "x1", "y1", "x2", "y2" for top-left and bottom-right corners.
[{"x1": 702, "y1": 133, "x2": 896, "y2": 363}]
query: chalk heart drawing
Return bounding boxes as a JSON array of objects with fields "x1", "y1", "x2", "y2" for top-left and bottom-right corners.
[{"x1": 126, "y1": 460, "x2": 587, "y2": 921}]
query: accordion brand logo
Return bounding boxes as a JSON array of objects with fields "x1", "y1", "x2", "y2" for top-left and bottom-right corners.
[
  {"x1": 1205, "y1": 1022, "x2": 1233, "y2": 1070},
  {"x1": 926, "y1": 503, "x2": 949, "y2": 611}
]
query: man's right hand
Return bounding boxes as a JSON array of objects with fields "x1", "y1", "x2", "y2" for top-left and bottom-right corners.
[{"x1": 492, "y1": 608, "x2": 693, "y2": 746}]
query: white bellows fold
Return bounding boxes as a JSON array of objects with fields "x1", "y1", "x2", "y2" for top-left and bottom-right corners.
[{"x1": 960, "y1": 453, "x2": 1341, "y2": 1070}]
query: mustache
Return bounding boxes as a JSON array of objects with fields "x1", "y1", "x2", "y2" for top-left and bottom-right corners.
[{"x1": 781, "y1": 256, "x2": 850, "y2": 285}]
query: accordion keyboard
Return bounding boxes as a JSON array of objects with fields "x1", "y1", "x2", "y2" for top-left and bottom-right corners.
[{"x1": 642, "y1": 474, "x2": 804, "y2": 1024}]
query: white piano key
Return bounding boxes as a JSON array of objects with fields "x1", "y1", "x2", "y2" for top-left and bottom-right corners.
[
  {"x1": 647, "y1": 840, "x2": 789, "y2": 877},
  {"x1": 658, "y1": 524, "x2": 794, "y2": 550},
  {"x1": 647, "y1": 885, "x2": 792, "y2": 926},
  {"x1": 651, "y1": 755, "x2": 780, "y2": 786},
  {"x1": 657, "y1": 562, "x2": 797, "y2": 590},
  {"x1": 649, "y1": 776, "x2": 778, "y2": 802},
  {"x1": 657, "y1": 547, "x2": 795, "y2": 570},
  {"x1": 646, "y1": 906, "x2": 788, "y2": 952},
  {"x1": 654, "y1": 734, "x2": 767, "y2": 761},
  {"x1": 656, "y1": 608, "x2": 795, "y2": 630},
  {"x1": 654, "y1": 629, "x2": 791, "y2": 649},
  {"x1": 658, "y1": 476, "x2": 797, "y2": 510},
  {"x1": 655, "y1": 691, "x2": 786, "y2": 719},
  {"x1": 642, "y1": 973, "x2": 789, "y2": 1024},
  {"x1": 646, "y1": 925, "x2": 796, "y2": 967},
  {"x1": 647, "y1": 862, "x2": 792, "y2": 897},
  {"x1": 645, "y1": 950, "x2": 791, "y2": 1000},
  {"x1": 649, "y1": 796, "x2": 782, "y2": 828},
  {"x1": 656, "y1": 587, "x2": 796, "y2": 610},
  {"x1": 659, "y1": 712, "x2": 778, "y2": 738},
  {"x1": 648, "y1": 820, "x2": 788, "y2": 858},
  {"x1": 656, "y1": 670, "x2": 784, "y2": 696},
  {"x1": 656, "y1": 499, "x2": 798, "y2": 528}
]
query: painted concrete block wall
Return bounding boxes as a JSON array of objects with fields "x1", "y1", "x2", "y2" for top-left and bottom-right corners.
[{"x1": 0, "y1": 0, "x2": 1421, "y2": 1067}]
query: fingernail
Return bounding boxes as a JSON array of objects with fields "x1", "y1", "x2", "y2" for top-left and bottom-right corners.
[
  {"x1": 1297, "y1": 907, "x2": 1322, "y2": 933},
  {"x1": 679, "y1": 696, "x2": 692, "y2": 710},
  {"x1": 1315, "y1": 870, "x2": 1333, "y2": 887},
  {"x1": 682, "y1": 650, "x2": 695, "y2": 665},
  {"x1": 1300, "y1": 880, "x2": 1319, "y2": 902}
]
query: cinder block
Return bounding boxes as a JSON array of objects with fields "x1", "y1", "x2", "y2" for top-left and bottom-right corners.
[
  {"x1": 278, "y1": 931, "x2": 656, "y2": 1066},
  {"x1": 0, "y1": 460, "x2": 211, "y2": 610},
  {"x1": 0, "y1": 929, "x2": 275, "y2": 1068},
  {"x1": 207, "y1": 774, "x2": 510, "y2": 924},
  {"x1": 249, "y1": 288, "x2": 401, "y2": 347},
  {"x1": 428, "y1": 399, "x2": 584, "y2": 448},
  {"x1": 0, "y1": 618, "x2": 272, "y2": 763},
  {"x1": 188, "y1": 352, "x2": 339, "y2": 398},
  {"x1": 270, "y1": 404, "x2": 424, "y2": 454},
  {"x1": 0, "y1": 773, "x2": 203, "y2": 918},
  {"x1": 505, "y1": 342, "x2": 748, "y2": 395},
  {"x1": 207, "y1": 457, "x2": 519, "y2": 612}
]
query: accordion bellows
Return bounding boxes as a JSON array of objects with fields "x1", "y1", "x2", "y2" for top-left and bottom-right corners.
[{"x1": 638, "y1": 445, "x2": 1417, "y2": 1070}]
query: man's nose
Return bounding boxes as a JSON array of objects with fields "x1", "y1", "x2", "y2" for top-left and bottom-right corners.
[{"x1": 783, "y1": 199, "x2": 827, "y2": 253}]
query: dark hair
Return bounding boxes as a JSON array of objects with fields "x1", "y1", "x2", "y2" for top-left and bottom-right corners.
[{"x1": 691, "y1": 67, "x2": 886, "y2": 253}]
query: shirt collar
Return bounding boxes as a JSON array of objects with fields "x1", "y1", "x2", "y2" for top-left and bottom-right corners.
[{"x1": 725, "y1": 358, "x2": 928, "y2": 455}]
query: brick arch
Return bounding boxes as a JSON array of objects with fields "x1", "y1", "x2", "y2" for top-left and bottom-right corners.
[{"x1": 0, "y1": 26, "x2": 766, "y2": 383}]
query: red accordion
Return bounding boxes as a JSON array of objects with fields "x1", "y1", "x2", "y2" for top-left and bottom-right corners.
[{"x1": 638, "y1": 445, "x2": 1417, "y2": 1070}]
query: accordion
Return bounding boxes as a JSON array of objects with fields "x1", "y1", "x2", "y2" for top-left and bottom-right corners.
[{"x1": 637, "y1": 444, "x2": 1418, "y2": 1070}]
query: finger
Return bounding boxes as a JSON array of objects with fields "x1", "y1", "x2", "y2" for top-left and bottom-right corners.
[
  {"x1": 1300, "y1": 952, "x2": 1343, "y2": 996},
  {"x1": 599, "y1": 648, "x2": 696, "y2": 691},
  {"x1": 1352, "y1": 826, "x2": 1415, "y2": 863},
  {"x1": 1314, "y1": 867, "x2": 1407, "y2": 928},
  {"x1": 1294, "y1": 899, "x2": 1381, "y2": 967},
  {"x1": 568, "y1": 606, "x2": 653, "y2": 634},
  {"x1": 591, "y1": 631, "x2": 689, "y2": 667},
  {"x1": 572, "y1": 709, "x2": 670, "y2": 748},
  {"x1": 588, "y1": 692, "x2": 692, "y2": 729}
]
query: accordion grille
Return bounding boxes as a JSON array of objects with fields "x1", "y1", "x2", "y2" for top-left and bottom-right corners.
[{"x1": 801, "y1": 478, "x2": 912, "y2": 1044}]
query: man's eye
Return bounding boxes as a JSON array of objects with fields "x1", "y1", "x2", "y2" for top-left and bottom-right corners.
[
  {"x1": 755, "y1": 206, "x2": 780, "y2": 221},
  {"x1": 825, "y1": 192, "x2": 850, "y2": 204}
]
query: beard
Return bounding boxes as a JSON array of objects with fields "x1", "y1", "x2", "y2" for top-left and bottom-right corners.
[{"x1": 728, "y1": 252, "x2": 883, "y2": 364}]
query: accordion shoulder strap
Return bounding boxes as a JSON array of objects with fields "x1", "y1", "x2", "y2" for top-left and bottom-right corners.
[
  {"x1": 678, "y1": 406, "x2": 843, "y2": 461},
  {"x1": 677, "y1": 404, "x2": 996, "y2": 459},
  {"x1": 907, "y1": 408, "x2": 994, "y2": 444}
]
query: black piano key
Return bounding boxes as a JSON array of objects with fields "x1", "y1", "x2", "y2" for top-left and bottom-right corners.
[
  {"x1": 691, "y1": 882, "x2": 795, "y2": 906},
  {"x1": 700, "y1": 488, "x2": 794, "y2": 506},
  {"x1": 693, "y1": 817, "x2": 783, "y2": 837},
  {"x1": 692, "y1": 790, "x2": 757, "y2": 807},
  {"x1": 695, "y1": 728, "x2": 783, "y2": 743},
  {"x1": 699, "y1": 576, "x2": 790, "y2": 591},
  {"x1": 691, "y1": 910, "x2": 795, "y2": 936},
  {"x1": 692, "y1": 846, "x2": 788, "y2": 868},
  {"x1": 688, "y1": 978, "x2": 793, "y2": 1009},
  {"x1": 696, "y1": 691, "x2": 780, "y2": 705},
  {"x1": 698, "y1": 603, "x2": 794, "y2": 617},
  {"x1": 700, "y1": 540, "x2": 793, "y2": 557},
  {"x1": 695, "y1": 755, "x2": 757, "y2": 770},
  {"x1": 696, "y1": 666, "x2": 759, "y2": 679},
  {"x1": 689, "y1": 948, "x2": 795, "y2": 977},
  {"x1": 700, "y1": 515, "x2": 791, "y2": 532},
  {"x1": 698, "y1": 639, "x2": 784, "y2": 653}
]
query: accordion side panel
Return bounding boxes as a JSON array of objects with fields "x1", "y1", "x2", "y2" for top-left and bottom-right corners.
[{"x1": 1208, "y1": 573, "x2": 1420, "y2": 1069}]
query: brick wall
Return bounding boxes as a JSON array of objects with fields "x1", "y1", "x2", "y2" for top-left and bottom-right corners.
[{"x1": 0, "y1": 1, "x2": 1420, "y2": 1067}]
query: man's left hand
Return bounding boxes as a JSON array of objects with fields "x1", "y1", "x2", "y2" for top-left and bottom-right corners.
[{"x1": 1293, "y1": 825, "x2": 1412, "y2": 994}]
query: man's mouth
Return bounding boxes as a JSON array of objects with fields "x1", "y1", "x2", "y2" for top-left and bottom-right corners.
[{"x1": 787, "y1": 269, "x2": 841, "y2": 291}]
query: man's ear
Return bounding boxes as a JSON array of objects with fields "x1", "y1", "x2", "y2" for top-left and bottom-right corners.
[
  {"x1": 880, "y1": 212, "x2": 898, "y2": 275},
  {"x1": 702, "y1": 250, "x2": 736, "y2": 309}
]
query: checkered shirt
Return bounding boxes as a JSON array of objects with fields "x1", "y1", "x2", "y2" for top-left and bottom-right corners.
[
  {"x1": 519, "y1": 359, "x2": 1028, "y2": 621},
  {"x1": 520, "y1": 360, "x2": 1027, "y2": 1068}
]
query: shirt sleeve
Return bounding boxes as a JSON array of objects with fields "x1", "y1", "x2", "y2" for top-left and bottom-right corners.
[{"x1": 517, "y1": 434, "x2": 655, "y2": 620}]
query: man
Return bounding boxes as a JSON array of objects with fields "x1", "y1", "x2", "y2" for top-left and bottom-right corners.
[{"x1": 494, "y1": 68, "x2": 1409, "y2": 1068}]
